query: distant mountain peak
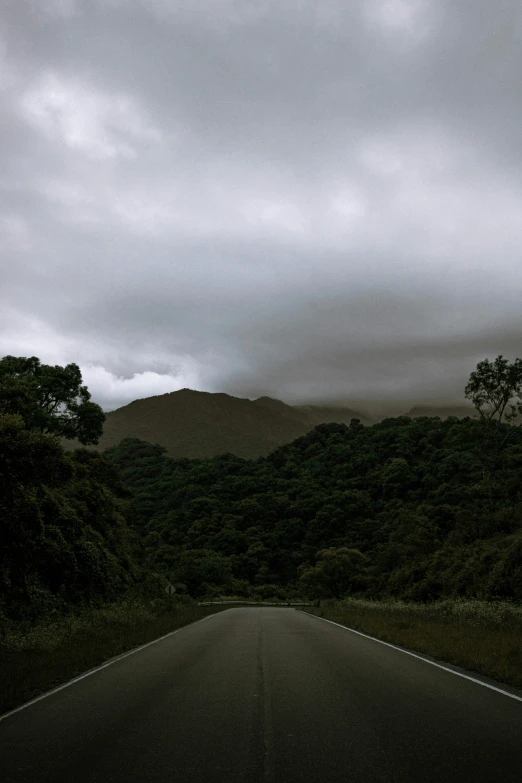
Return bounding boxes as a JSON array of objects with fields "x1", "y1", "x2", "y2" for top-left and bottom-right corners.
[
  {"x1": 63, "y1": 388, "x2": 374, "y2": 459},
  {"x1": 169, "y1": 388, "x2": 203, "y2": 395},
  {"x1": 64, "y1": 387, "x2": 476, "y2": 460},
  {"x1": 253, "y1": 396, "x2": 290, "y2": 409}
]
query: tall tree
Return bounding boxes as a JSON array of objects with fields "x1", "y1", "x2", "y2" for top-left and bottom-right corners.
[
  {"x1": 464, "y1": 355, "x2": 522, "y2": 464},
  {"x1": 464, "y1": 355, "x2": 522, "y2": 424},
  {"x1": 0, "y1": 355, "x2": 105, "y2": 445}
]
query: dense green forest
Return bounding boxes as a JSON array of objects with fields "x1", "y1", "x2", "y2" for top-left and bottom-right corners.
[
  {"x1": 0, "y1": 356, "x2": 158, "y2": 622},
  {"x1": 1, "y1": 353, "x2": 522, "y2": 622},
  {"x1": 0, "y1": 411, "x2": 157, "y2": 621},
  {"x1": 106, "y1": 413, "x2": 522, "y2": 602}
]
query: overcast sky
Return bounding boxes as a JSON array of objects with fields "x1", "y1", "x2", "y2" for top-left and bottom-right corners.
[{"x1": 2, "y1": 1, "x2": 521, "y2": 413}]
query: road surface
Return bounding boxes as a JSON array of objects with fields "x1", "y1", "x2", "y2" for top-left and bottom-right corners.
[{"x1": 1, "y1": 608, "x2": 521, "y2": 782}]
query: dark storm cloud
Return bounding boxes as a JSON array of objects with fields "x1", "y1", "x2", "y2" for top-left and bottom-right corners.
[{"x1": 1, "y1": 0, "x2": 522, "y2": 410}]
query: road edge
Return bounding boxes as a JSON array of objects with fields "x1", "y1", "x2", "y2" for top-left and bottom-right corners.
[
  {"x1": 0, "y1": 609, "x2": 231, "y2": 724},
  {"x1": 298, "y1": 610, "x2": 522, "y2": 703}
]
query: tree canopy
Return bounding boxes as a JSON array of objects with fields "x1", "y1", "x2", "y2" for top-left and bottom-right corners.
[
  {"x1": 465, "y1": 354, "x2": 522, "y2": 425},
  {"x1": 0, "y1": 355, "x2": 105, "y2": 445},
  {"x1": 0, "y1": 413, "x2": 143, "y2": 620},
  {"x1": 299, "y1": 548, "x2": 368, "y2": 599},
  {"x1": 105, "y1": 411, "x2": 522, "y2": 602}
]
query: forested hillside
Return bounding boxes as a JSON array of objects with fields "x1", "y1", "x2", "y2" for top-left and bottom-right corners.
[
  {"x1": 2, "y1": 353, "x2": 521, "y2": 621},
  {"x1": 106, "y1": 412, "x2": 522, "y2": 602}
]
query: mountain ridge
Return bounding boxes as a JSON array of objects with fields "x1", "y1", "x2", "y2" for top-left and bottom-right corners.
[
  {"x1": 63, "y1": 388, "x2": 477, "y2": 459},
  {"x1": 64, "y1": 388, "x2": 373, "y2": 459}
]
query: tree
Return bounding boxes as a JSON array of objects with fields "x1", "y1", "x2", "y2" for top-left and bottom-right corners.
[
  {"x1": 171, "y1": 549, "x2": 233, "y2": 597},
  {"x1": 378, "y1": 457, "x2": 416, "y2": 498},
  {"x1": 0, "y1": 355, "x2": 105, "y2": 445},
  {"x1": 298, "y1": 547, "x2": 368, "y2": 599},
  {"x1": 0, "y1": 413, "x2": 134, "y2": 617},
  {"x1": 464, "y1": 355, "x2": 522, "y2": 425}
]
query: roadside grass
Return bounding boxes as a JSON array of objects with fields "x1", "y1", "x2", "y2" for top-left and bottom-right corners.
[
  {"x1": 0, "y1": 599, "x2": 227, "y2": 716},
  {"x1": 302, "y1": 598, "x2": 522, "y2": 690}
]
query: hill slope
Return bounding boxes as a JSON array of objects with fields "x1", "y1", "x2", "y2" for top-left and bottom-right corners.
[
  {"x1": 63, "y1": 389, "x2": 375, "y2": 459},
  {"x1": 106, "y1": 415, "x2": 522, "y2": 602}
]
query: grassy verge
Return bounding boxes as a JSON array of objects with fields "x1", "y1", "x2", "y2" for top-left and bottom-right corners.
[
  {"x1": 0, "y1": 599, "x2": 227, "y2": 716},
  {"x1": 302, "y1": 598, "x2": 522, "y2": 690}
]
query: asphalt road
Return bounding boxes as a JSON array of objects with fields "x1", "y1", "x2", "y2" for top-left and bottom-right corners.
[{"x1": 1, "y1": 608, "x2": 521, "y2": 782}]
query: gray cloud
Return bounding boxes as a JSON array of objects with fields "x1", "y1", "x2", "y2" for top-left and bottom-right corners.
[{"x1": 1, "y1": 0, "x2": 522, "y2": 412}]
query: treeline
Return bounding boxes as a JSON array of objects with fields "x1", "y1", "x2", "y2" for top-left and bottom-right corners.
[
  {"x1": 106, "y1": 413, "x2": 522, "y2": 602},
  {"x1": 1, "y1": 353, "x2": 522, "y2": 621}
]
